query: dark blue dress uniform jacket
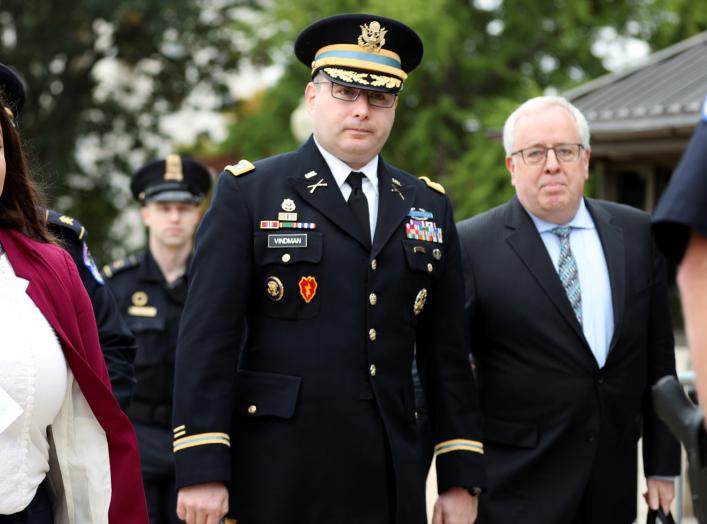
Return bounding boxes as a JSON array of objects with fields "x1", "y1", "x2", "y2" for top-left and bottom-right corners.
[{"x1": 173, "y1": 137, "x2": 484, "y2": 524}]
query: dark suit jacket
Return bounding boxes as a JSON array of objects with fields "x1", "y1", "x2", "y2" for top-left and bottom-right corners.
[
  {"x1": 457, "y1": 197, "x2": 679, "y2": 524},
  {"x1": 0, "y1": 228, "x2": 148, "y2": 523},
  {"x1": 173, "y1": 137, "x2": 484, "y2": 524}
]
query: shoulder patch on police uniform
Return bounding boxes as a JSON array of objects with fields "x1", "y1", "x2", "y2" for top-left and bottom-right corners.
[
  {"x1": 419, "y1": 176, "x2": 446, "y2": 195},
  {"x1": 102, "y1": 254, "x2": 139, "y2": 279},
  {"x1": 224, "y1": 159, "x2": 255, "y2": 177},
  {"x1": 45, "y1": 209, "x2": 86, "y2": 240}
]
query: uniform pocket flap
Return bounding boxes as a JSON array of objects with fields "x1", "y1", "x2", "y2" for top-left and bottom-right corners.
[
  {"x1": 402, "y1": 239, "x2": 441, "y2": 277},
  {"x1": 254, "y1": 232, "x2": 323, "y2": 266},
  {"x1": 234, "y1": 369, "x2": 302, "y2": 419},
  {"x1": 484, "y1": 416, "x2": 538, "y2": 448}
]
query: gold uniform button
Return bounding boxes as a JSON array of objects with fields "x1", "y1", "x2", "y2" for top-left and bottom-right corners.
[
  {"x1": 371, "y1": 259, "x2": 378, "y2": 270},
  {"x1": 369, "y1": 364, "x2": 377, "y2": 376},
  {"x1": 369, "y1": 328, "x2": 377, "y2": 341},
  {"x1": 369, "y1": 293, "x2": 378, "y2": 306},
  {"x1": 426, "y1": 263, "x2": 433, "y2": 273},
  {"x1": 281, "y1": 253, "x2": 291, "y2": 263},
  {"x1": 247, "y1": 405, "x2": 257, "y2": 415}
]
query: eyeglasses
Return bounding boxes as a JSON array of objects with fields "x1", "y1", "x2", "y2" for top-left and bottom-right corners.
[
  {"x1": 511, "y1": 144, "x2": 585, "y2": 166},
  {"x1": 313, "y1": 81, "x2": 397, "y2": 108}
]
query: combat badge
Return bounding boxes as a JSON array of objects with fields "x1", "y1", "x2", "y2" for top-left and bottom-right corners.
[
  {"x1": 282, "y1": 198, "x2": 296, "y2": 212},
  {"x1": 413, "y1": 288, "x2": 428, "y2": 316},
  {"x1": 266, "y1": 276, "x2": 284, "y2": 301},
  {"x1": 299, "y1": 276, "x2": 318, "y2": 303},
  {"x1": 407, "y1": 207, "x2": 433, "y2": 220}
]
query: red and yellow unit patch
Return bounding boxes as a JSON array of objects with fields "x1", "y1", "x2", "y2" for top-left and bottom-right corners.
[{"x1": 299, "y1": 276, "x2": 318, "y2": 303}]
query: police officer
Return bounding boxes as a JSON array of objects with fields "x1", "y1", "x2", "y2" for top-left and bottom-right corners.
[
  {"x1": 654, "y1": 95, "x2": 707, "y2": 411},
  {"x1": 173, "y1": 14, "x2": 485, "y2": 524},
  {"x1": 104, "y1": 156, "x2": 211, "y2": 524},
  {"x1": 0, "y1": 62, "x2": 138, "y2": 409}
]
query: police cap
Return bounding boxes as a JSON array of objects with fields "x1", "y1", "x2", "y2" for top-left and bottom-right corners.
[
  {"x1": 0, "y1": 63, "x2": 26, "y2": 121},
  {"x1": 130, "y1": 154, "x2": 212, "y2": 204},
  {"x1": 294, "y1": 13, "x2": 423, "y2": 93}
]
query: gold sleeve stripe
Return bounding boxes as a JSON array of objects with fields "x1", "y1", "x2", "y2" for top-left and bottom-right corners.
[
  {"x1": 173, "y1": 425, "x2": 186, "y2": 433},
  {"x1": 174, "y1": 430, "x2": 186, "y2": 438},
  {"x1": 173, "y1": 432, "x2": 231, "y2": 453},
  {"x1": 434, "y1": 439, "x2": 484, "y2": 457}
]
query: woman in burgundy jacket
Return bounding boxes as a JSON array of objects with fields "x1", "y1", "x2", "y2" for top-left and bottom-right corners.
[{"x1": 0, "y1": 89, "x2": 148, "y2": 523}]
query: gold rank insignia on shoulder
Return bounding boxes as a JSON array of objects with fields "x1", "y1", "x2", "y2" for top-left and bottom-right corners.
[
  {"x1": 419, "y1": 176, "x2": 446, "y2": 194},
  {"x1": 224, "y1": 159, "x2": 255, "y2": 177},
  {"x1": 128, "y1": 290, "x2": 157, "y2": 317}
]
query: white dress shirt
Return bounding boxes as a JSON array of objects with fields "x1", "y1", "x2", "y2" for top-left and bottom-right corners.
[
  {"x1": 0, "y1": 245, "x2": 68, "y2": 514},
  {"x1": 527, "y1": 199, "x2": 614, "y2": 368},
  {"x1": 313, "y1": 137, "x2": 379, "y2": 240}
]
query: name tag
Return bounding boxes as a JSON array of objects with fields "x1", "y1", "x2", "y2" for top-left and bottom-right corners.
[{"x1": 267, "y1": 234, "x2": 308, "y2": 248}]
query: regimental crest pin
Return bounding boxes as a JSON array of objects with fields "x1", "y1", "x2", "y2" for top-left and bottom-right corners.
[
  {"x1": 281, "y1": 198, "x2": 296, "y2": 212},
  {"x1": 413, "y1": 288, "x2": 428, "y2": 316},
  {"x1": 299, "y1": 276, "x2": 318, "y2": 303}
]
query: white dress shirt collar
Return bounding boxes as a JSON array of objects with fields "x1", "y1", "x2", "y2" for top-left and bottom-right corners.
[
  {"x1": 313, "y1": 137, "x2": 379, "y2": 194},
  {"x1": 527, "y1": 198, "x2": 594, "y2": 233}
]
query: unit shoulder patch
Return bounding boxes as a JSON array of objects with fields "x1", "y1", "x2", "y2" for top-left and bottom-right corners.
[
  {"x1": 224, "y1": 159, "x2": 256, "y2": 177},
  {"x1": 419, "y1": 176, "x2": 446, "y2": 195},
  {"x1": 45, "y1": 209, "x2": 87, "y2": 240},
  {"x1": 102, "y1": 254, "x2": 140, "y2": 279}
]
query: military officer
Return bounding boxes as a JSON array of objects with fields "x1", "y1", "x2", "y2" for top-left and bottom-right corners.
[
  {"x1": 173, "y1": 14, "x2": 485, "y2": 524},
  {"x1": 104, "y1": 155, "x2": 211, "y2": 524},
  {"x1": 0, "y1": 61, "x2": 138, "y2": 409}
]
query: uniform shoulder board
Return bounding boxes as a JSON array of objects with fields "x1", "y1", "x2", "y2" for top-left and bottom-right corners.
[
  {"x1": 45, "y1": 209, "x2": 87, "y2": 240},
  {"x1": 419, "y1": 176, "x2": 446, "y2": 195},
  {"x1": 102, "y1": 254, "x2": 139, "y2": 279},
  {"x1": 224, "y1": 159, "x2": 255, "y2": 177}
]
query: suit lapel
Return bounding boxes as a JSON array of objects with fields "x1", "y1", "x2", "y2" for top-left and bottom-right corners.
[
  {"x1": 288, "y1": 138, "x2": 370, "y2": 250},
  {"x1": 504, "y1": 198, "x2": 590, "y2": 348},
  {"x1": 371, "y1": 162, "x2": 417, "y2": 258},
  {"x1": 585, "y1": 199, "x2": 625, "y2": 353}
]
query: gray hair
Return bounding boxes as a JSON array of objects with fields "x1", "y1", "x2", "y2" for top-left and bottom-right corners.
[{"x1": 502, "y1": 96, "x2": 591, "y2": 156}]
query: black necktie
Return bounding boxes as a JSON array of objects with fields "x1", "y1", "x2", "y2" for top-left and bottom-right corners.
[{"x1": 346, "y1": 171, "x2": 370, "y2": 243}]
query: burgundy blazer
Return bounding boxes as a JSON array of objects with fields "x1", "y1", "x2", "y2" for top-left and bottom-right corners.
[{"x1": 0, "y1": 228, "x2": 148, "y2": 523}]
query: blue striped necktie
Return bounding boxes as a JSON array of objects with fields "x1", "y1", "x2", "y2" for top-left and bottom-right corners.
[{"x1": 550, "y1": 226, "x2": 582, "y2": 325}]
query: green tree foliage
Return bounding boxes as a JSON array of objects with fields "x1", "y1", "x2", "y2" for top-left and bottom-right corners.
[
  {"x1": 219, "y1": 0, "x2": 706, "y2": 221},
  {"x1": 0, "y1": 0, "x2": 260, "y2": 260}
]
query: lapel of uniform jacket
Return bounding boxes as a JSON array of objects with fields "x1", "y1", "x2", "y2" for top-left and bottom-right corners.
[
  {"x1": 585, "y1": 198, "x2": 625, "y2": 354},
  {"x1": 371, "y1": 161, "x2": 417, "y2": 259},
  {"x1": 288, "y1": 137, "x2": 370, "y2": 250},
  {"x1": 503, "y1": 197, "x2": 591, "y2": 350}
]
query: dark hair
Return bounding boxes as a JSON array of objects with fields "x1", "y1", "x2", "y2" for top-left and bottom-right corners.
[{"x1": 0, "y1": 97, "x2": 51, "y2": 241}]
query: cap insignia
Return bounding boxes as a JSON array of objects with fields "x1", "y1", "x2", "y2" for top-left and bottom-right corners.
[
  {"x1": 164, "y1": 154, "x2": 184, "y2": 182},
  {"x1": 358, "y1": 21, "x2": 387, "y2": 53}
]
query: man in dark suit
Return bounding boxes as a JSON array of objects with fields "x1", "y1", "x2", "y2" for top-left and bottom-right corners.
[
  {"x1": 457, "y1": 96, "x2": 680, "y2": 524},
  {"x1": 173, "y1": 13, "x2": 484, "y2": 524}
]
